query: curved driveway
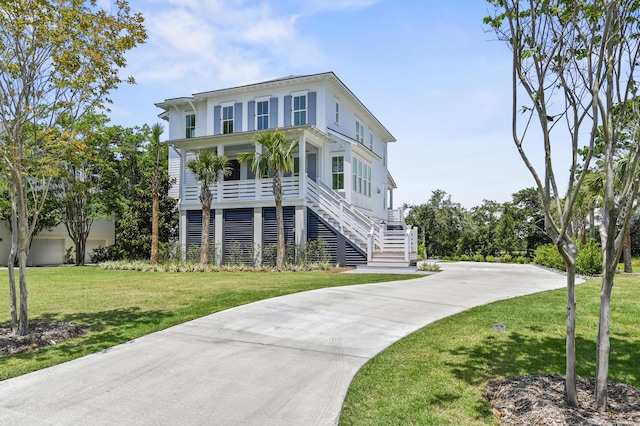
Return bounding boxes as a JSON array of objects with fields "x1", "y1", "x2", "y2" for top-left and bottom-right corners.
[{"x1": 0, "y1": 262, "x2": 573, "y2": 425}]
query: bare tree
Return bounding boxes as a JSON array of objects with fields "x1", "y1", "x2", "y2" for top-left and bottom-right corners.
[{"x1": 485, "y1": 0, "x2": 640, "y2": 410}]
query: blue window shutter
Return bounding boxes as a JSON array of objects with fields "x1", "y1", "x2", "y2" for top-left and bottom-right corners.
[
  {"x1": 269, "y1": 97, "x2": 278, "y2": 128},
  {"x1": 214, "y1": 106, "x2": 221, "y2": 135},
  {"x1": 283, "y1": 95, "x2": 292, "y2": 127},
  {"x1": 247, "y1": 101, "x2": 255, "y2": 131},
  {"x1": 234, "y1": 102, "x2": 243, "y2": 132},
  {"x1": 308, "y1": 91, "x2": 316, "y2": 125}
]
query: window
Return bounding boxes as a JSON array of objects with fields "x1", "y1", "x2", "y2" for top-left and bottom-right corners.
[
  {"x1": 383, "y1": 143, "x2": 387, "y2": 166},
  {"x1": 335, "y1": 102, "x2": 340, "y2": 123},
  {"x1": 257, "y1": 100, "x2": 269, "y2": 130},
  {"x1": 332, "y1": 156, "x2": 344, "y2": 190},
  {"x1": 293, "y1": 95, "x2": 306, "y2": 126},
  {"x1": 369, "y1": 133, "x2": 373, "y2": 150},
  {"x1": 185, "y1": 114, "x2": 195, "y2": 138},
  {"x1": 222, "y1": 106, "x2": 234, "y2": 134},
  {"x1": 352, "y1": 157, "x2": 371, "y2": 197},
  {"x1": 355, "y1": 120, "x2": 364, "y2": 143}
]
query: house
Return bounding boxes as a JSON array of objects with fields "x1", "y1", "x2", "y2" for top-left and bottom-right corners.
[
  {"x1": 155, "y1": 72, "x2": 417, "y2": 267},
  {"x1": 0, "y1": 219, "x2": 115, "y2": 266}
]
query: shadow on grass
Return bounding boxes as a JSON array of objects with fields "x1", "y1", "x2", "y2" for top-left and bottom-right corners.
[
  {"x1": 0, "y1": 308, "x2": 175, "y2": 368},
  {"x1": 446, "y1": 329, "x2": 640, "y2": 387}
]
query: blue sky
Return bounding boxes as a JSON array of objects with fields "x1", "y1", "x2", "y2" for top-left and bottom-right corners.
[{"x1": 105, "y1": 0, "x2": 544, "y2": 209}]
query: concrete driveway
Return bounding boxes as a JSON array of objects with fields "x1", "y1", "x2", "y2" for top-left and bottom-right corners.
[{"x1": 0, "y1": 262, "x2": 572, "y2": 425}]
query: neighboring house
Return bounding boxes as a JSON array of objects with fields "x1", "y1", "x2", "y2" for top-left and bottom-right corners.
[
  {"x1": 0, "y1": 219, "x2": 115, "y2": 266},
  {"x1": 156, "y1": 72, "x2": 417, "y2": 267}
]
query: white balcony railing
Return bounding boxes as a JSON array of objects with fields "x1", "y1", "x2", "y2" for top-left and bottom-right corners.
[{"x1": 183, "y1": 176, "x2": 300, "y2": 204}]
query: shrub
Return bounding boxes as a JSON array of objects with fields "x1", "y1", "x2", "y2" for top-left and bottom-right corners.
[
  {"x1": 459, "y1": 254, "x2": 471, "y2": 262},
  {"x1": 485, "y1": 255, "x2": 497, "y2": 263},
  {"x1": 473, "y1": 253, "x2": 485, "y2": 262},
  {"x1": 501, "y1": 253, "x2": 513, "y2": 263},
  {"x1": 417, "y1": 244, "x2": 426, "y2": 260},
  {"x1": 533, "y1": 244, "x2": 565, "y2": 270},
  {"x1": 418, "y1": 262, "x2": 441, "y2": 272},
  {"x1": 90, "y1": 245, "x2": 126, "y2": 263},
  {"x1": 576, "y1": 239, "x2": 602, "y2": 275},
  {"x1": 514, "y1": 256, "x2": 529, "y2": 264}
]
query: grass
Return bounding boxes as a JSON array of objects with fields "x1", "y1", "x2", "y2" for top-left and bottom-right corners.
[
  {"x1": 339, "y1": 274, "x2": 640, "y2": 425},
  {"x1": 0, "y1": 267, "x2": 418, "y2": 381}
]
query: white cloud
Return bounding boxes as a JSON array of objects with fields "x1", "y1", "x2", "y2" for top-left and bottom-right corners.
[{"x1": 124, "y1": 0, "x2": 326, "y2": 92}]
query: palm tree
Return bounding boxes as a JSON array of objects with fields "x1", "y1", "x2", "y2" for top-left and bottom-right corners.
[
  {"x1": 186, "y1": 150, "x2": 230, "y2": 264},
  {"x1": 149, "y1": 123, "x2": 164, "y2": 265},
  {"x1": 238, "y1": 129, "x2": 298, "y2": 268}
]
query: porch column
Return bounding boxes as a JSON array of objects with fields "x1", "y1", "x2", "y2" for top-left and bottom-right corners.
[
  {"x1": 180, "y1": 210, "x2": 187, "y2": 261},
  {"x1": 295, "y1": 205, "x2": 306, "y2": 246},
  {"x1": 389, "y1": 188, "x2": 394, "y2": 210},
  {"x1": 217, "y1": 145, "x2": 224, "y2": 202},
  {"x1": 255, "y1": 143, "x2": 262, "y2": 200},
  {"x1": 298, "y1": 133, "x2": 306, "y2": 198},
  {"x1": 253, "y1": 207, "x2": 262, "y2": 266},
  {"x1": 214, "y1": 209, "x2": 223, "y2": 266}
]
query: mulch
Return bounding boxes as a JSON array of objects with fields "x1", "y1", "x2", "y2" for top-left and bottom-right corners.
[
  {"x1": 485, "y1": 374, "x2": 640, "y2": 425},
  {"x1": 0, "y1": 321, "x2": 88, "y2": 357}
]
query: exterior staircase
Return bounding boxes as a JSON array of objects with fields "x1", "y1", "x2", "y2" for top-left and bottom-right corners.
[{"x1": 306, "y1": 178, "x2": 418, "y2": 268}]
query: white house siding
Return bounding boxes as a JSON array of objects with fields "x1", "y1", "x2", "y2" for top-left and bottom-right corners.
[
  {"x1": 0, "y1": 218, "x2": 115, "y2": 266},
  {"x1": 168, "y1": 146, "x2": 181, "y2": 200}
]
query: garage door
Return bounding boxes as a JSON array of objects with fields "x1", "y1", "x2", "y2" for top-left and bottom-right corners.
[{"x1": 31, "y1": 239, "x2": 65, "y2": 266}]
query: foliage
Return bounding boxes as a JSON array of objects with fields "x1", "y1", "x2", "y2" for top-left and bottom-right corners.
[
  {"x1": 97, "y1": 124, "x2": 179, "y2": 260},
  {"x1": 501, "y1": 253, "x2": 513, "y2": 263},
  {"x1": 534, "y1": 242, "x2": 603, "y2": 276},
  {"x1": 485, "y1": 255, "x2": 497, "y2": 263},
  {"x1": 418, "y1": 262, "x2": 441, "y2": 272},
  {"x1": 238, "y1": 129, "x2": 299, "y2": 268},
  {"x1": 0, "y1": 0, "x2": 146, "y2": 335}
]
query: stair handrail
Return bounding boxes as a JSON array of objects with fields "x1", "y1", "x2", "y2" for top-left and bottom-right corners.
[{"x1": 307, "y1": 178, "x2": 382, "y2": 250}]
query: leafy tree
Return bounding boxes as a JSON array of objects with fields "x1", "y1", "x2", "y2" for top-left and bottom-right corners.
[
  {"x1": 486, "y1": 0, "x2": 640, "y2": 410},
  {"x1": 58, "y1": 111, "x2": 111, "y2": 266},
  {"x1": 510, "y1": 187, "x2": 551, "y2": 255},
  {"x1": 0, "y1": 0, "x2": 146, "y2": 336},
  {"x1": 186, "y1": 151, "x2": 230, "y2": 264},
  {"x1": 239, "y1": 129, "x2": 298, "y2": 268},
  {"x1": 495, "y1": 205, "x2": 523, "y2": 255},
  {"x1": 97, "y1": 124, "x2": 178, "y2": 261},
  {"x1": 404, "y1": 190, "x2": 468, "y2": 258}
]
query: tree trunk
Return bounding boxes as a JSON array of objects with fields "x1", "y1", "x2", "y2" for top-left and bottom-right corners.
[
  {"x1": 273, "y1": 172, "x2": 285, "y2": 268},
  {"x1": 623, "y1": 227, "x2": 632, "y2": 273},
  {"x1": 200, "y1": 185, "x2": 212, "y2": 265},
  {"x1": 8, "y1": 199, "x2": 18, "y2": 335},
  {"x1": 201, "y1": 202, "x2": 211, "y2": 265},
  {"x1": 18, "y1": 227, "x2": 29, "y2": 336},
  {"x1": 589, "y1": 209, "x2": 596, "y2": 240},
  {"x1": 559, "y1": 239, "x2": 579, "y2": 408},
  {"x1": 150, "y1": 190, "x2": 160, "y2": 264}
]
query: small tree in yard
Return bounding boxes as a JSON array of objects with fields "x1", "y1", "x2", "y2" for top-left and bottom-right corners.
[
  {"x1": 186, "y1": 151, "x2": 230, "y2": 265},
  {"x1": 485, "y1": 0, "x2": 640, "y2": 411},
  {"x1": 149, "y1": 123, "x2": 164, "y2": 265},
  {"x1": 0, "y1": 1, "x2": 146, "y2": 336},
  {"x1": 238, "y1": 129, "x2": 298, "y2": 268}
]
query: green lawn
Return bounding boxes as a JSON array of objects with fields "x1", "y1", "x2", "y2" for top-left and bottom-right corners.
[
  {"x1": 0, "y1": 267, "x2": 418, "y2": 381},
  {"x1": 340, "y1": 274, "x2": 640, "y2": 425}
]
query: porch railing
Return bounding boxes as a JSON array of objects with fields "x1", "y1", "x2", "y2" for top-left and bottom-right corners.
[{"x1": 183, "y1": 176, "x2": 300, "y2": 204}]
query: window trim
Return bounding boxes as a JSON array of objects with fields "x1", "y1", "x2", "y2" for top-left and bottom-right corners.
[
  {"x1": 332, "y1": 156, "x2": 344, "y2": 190},
  {"x1": 256, "y1": 99, "x2": 269, "y2": 130},
  {"x1": 185, "y1": 113, "x2": 196, "y2": 138},
  {"x1": 293, "y1": 94, "x2": 307, "y2": 126},
  {"x1": 222, "y1": 105, "x2": 234, "y2": 134}
]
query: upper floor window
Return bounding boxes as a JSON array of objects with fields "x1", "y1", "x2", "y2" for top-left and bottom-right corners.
[
  {"x1": 335, "y1": 102, "x2": 340, "y2": 124},
  {"x1": 257, "y1": 100, "x2": 269, "y2": 130},
  {"x1": 293, "y1": 95, "x2": 307, "y2": 126},
  {"x1": 332, "y1": 156, "x2": 344, "y2": 190},
  {"x1": 185, "y1": 114, "x2": 195, "y2": 138},
  {"x1": 352, "y1": 157, "x2": 371, "y2": 197},
  {"x1": 383, "y1": 143, "x2": 387, "y2": 166},
  {"x1": 369, "y1": 133, "x2": 373, "y2": 150},
  {"x1": 355, "y1": 120, "x2": 364, "y2": 144},
  {"x1": 222, "y1": 106, "x2": 234, "y2": 134}
]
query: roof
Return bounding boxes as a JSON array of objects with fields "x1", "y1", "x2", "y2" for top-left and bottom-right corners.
[{"x1": 155, "y1": 72, "x2": 396, "y2": 143}]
